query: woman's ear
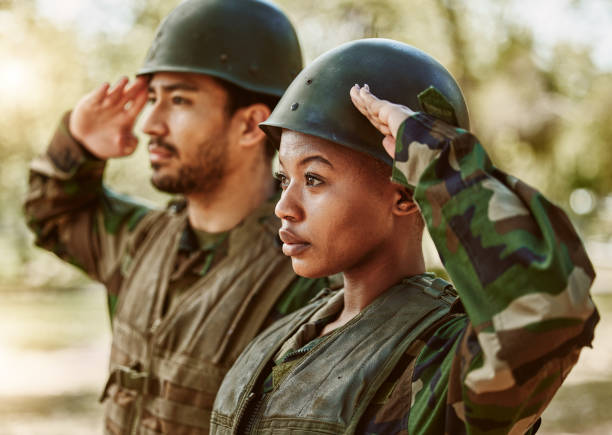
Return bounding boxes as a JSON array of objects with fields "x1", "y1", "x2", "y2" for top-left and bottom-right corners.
[
  {"x1": 392, "y1": 186, "x2": 420, "y2": 216},
  {"x1": 236, "y1": 103, "x2": 271, "y2": 148}
]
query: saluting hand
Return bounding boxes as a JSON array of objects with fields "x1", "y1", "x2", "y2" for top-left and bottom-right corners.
[
  {"x1": 69, "y1": 76, "x2": 149, "y2": 160},
  {"x1": 350, "y1": 84, "x2": 415, "y2": 158}
]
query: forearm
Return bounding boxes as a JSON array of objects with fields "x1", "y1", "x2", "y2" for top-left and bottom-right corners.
[
  {"x1": 24, "y1": 112, "x2": 152, "y2": 280},
  {"x1": 25, "y1": 111, "x2": 106, "y2": 220},
  {"x1": 393, "y1": 113, "x2": 598, "y2": 391}
]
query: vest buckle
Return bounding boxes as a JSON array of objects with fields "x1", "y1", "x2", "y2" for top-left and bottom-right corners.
[
  {"x1": 99, "y1": 365, "x2": 150, "y2": 402},
  {"x1": 415, "y1": 275, "x2": 458, "y2": 306},
  {"x1": 117, "y1": 365, "x2": 149, "y2": 391}
]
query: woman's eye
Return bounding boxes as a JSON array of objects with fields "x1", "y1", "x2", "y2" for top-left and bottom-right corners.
[
  {"x1": 274, "y1": 172, "x2": 289, "y2": 188},
  {"x1": 305, "y1": 173, "x2": 323, "y2": 187},
  {"x1": 147, "y1": 96, "x2": 156, "y2": 104}
]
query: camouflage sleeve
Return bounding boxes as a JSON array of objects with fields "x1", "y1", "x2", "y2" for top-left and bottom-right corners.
[
  {"x1": 392, "y1": 113, "x2": 599, "y2": 433},
  {"x1": 24, "y1": 112, "x2": 154, "y2": 293}
]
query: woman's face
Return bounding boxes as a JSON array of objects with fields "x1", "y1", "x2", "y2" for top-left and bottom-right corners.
[{"x1": 275, "y1": 130, "x2": 397, "y2": 278}]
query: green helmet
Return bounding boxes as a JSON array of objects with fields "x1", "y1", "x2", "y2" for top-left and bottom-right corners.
[
  {"x1": 138, "y1": 0, "x2": 303, "y2": 97},
  {"x1": 260, "y1": 38, "x2": 469, "y2": 165}
]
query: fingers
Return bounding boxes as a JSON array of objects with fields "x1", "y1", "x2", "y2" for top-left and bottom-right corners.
[
  {"x1": 350, "y1": 84, "x2": 406, "y2": 158},
  {"x1": 92, "y1": 76, "x2": 147, "y2": 118},
  {"x1": 126, "y1": 85, "x2": 149, "y2": 119},
  {"x1": 350, "y1": 85, "x2": 374, "y2": 117},
  {"x1": 122, "y1": 76, "x2": 148, "y2": 102},
  {"x1": 349, "y1": 84, "x2": 372, "y2": 116},
  {"x1": 350, "y1": 84, "x2": 383, "y2": 118},
  {"x1": 90, "y1": 82, "x2": 110, "y2": 104},
  {"x1": 356, "y1": 84, "x2": 381, "y2": 106},
  {"x1": 351, "y1": 84, "x2": 383, "y2": 114},
  {"x1": 116, "y1": 76, "x2": 148, "y2": 118},
  {"x1": 351, "y1": 84, "x2": 391, "y2": 134},
  {"x1": 106, "y1": 76, "x2": 129, "y2": 105}
]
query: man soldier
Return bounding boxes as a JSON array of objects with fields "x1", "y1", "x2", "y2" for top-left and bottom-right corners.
[{"x1": 24, "y1": 0, "x2": 328, "y2": 433}]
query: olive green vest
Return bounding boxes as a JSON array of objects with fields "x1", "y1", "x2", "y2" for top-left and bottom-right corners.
[
  {"x1": 100, "y1": 202, "x2": 297, "y2": 434},
  {"x1": 211, "y1": 274, "x2": 458, "y2": 434}
]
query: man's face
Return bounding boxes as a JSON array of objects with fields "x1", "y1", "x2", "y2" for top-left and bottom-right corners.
[
  {"x1": 275, "y1": 130, "x2": 395, "y2": 278},
  {"x1": 143, "y1": 72, "x2": 232, "y2": 194}
]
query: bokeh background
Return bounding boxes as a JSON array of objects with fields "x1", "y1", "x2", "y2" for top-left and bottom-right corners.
[{"x1": 1, "y1": 0, "x2": 611, "y2": 433}]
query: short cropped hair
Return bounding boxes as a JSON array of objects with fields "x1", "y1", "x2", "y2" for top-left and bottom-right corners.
[{"x1": 214, "y1": 77, "x2": 279, "y2": 159}]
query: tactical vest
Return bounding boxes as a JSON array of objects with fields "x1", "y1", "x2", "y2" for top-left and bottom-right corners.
[
  {"x1": 100, "y1": 202, "x2": 297, "y2": 434},
  {"x1": 211, "y1": 274, "x2": 458, "y2": 434}
]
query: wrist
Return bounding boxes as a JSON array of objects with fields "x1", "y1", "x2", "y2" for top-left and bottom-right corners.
[{"x1": 64, "y1": 111, "x2": 105, "y2": 161}]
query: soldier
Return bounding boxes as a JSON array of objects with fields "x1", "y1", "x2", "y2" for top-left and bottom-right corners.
[
  {"x1": 24, "y1": 0, "x2": 330, "y2": 433},
  {"x1": 211, "y1": 39, "x2": 599, "y2": 434}
]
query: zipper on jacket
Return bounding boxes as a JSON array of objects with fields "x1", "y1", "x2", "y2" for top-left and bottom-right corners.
[
  {"x1": 234, "y1": 359, "x2": 276, "y2": 434},
  {"x1": 227, "y1": 298, "x2": 336, "y2": 434},
  {"x1": 232, "y1": 392, "x2": 255, "y2": 435},
  {"x1": 238, "y1": 346, "x2": 313, "y2": 433},
  {"x1": 238, "y1": 309, "x2": 368, "y2": 433},
  {"x1": 238, "y1": 392, "x2": 268, "y2": 434}
]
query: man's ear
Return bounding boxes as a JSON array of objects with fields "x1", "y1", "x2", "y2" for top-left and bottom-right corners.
[
  {"x1": 235, "y1": 103, "x2": 271, "y2": 148},
  {"x1": 392, "y1": 186, "x2": 420, "y2": 216}
]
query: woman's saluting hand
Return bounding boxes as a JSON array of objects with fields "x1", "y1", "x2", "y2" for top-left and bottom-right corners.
[{"x1": 350, "y1": 84, "x2": 415, "y2": 157}]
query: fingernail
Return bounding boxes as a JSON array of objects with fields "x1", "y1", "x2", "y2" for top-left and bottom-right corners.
[{"x1": 364, "y1": 84, "x2": 370, "y2": 91}]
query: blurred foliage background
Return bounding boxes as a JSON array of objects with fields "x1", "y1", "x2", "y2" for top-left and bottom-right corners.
[
  {"x1": 2, "y1": 0, "x2": 612, "y2": 286},
  {"x1": 0, "y1": 0, "x2": 611, "y2": 433},
  {"x1": 1, "y1": 0, "x2": 611, "y2": 288}
]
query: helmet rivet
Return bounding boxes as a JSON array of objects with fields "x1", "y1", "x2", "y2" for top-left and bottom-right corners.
[
  {"x1": 219, "y1": 53, "x2": 228, "y2": 63},
  {"x1": 290, "y1": 102, "x2": 299, "y2": 111},
  {"x1": 306, "y1": 79, "x2": 313, "y2": 85}
]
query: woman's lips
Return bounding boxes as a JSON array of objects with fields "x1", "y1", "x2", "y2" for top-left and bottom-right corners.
[{"x1": 278, "y1": 228, "x2": 311, "y2": 256}]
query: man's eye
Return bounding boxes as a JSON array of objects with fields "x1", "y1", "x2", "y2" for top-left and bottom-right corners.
[
  {"x1": 274, "y1": 172, "x2": 289, "y2": 188},
  {"x1": 305, "y1": 173, "x2": 323, "y2": 187},
  {"x1": 172, "y1": 96, "x2": 189, "y2": 105}
]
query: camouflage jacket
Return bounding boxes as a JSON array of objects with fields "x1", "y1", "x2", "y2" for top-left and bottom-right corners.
[
  {"x1": 24, "y1": 113, "x2": 327, "y2": 434},
  {"x1": 211, "y1": 113, "x2": 598, "y2": 434}
]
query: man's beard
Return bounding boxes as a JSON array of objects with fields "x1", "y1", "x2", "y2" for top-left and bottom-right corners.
[{"x1": 150, "y1": 137, "x2": 228, "y2": 195}]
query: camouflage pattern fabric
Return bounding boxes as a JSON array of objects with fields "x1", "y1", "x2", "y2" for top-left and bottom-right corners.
[{"x1": 361, "y1": 113, "x2": 598, "y2": 434}]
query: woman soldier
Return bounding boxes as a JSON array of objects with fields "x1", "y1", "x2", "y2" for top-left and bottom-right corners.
[{"x1": 211, "y1": 39, "x2": 598, "y2": 434}]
